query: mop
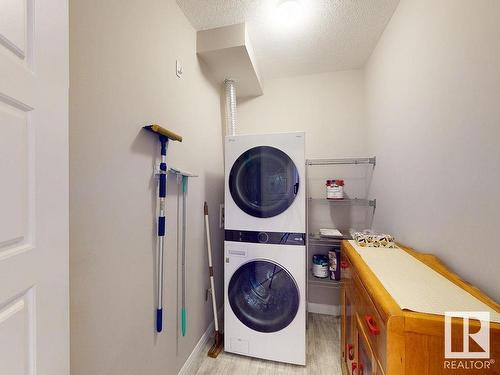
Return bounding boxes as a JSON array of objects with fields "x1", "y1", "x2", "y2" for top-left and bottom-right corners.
[
  {"x1": 181, "y1": 175, "x2": 188, "y2": 336},
  {"x1": 204, "y1": 202, "x2": 223, "y2": 358},
  {"x1": 143, "y1": 124, "x2": 182, "y2": 333},
  {"x1": 170, "y1": 168, "x2": 197, "y2": 339}
]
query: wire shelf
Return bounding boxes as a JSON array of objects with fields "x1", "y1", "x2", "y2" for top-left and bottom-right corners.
[
  {"x1": 308, "y1": 197, "x2": 376, "y2": 208},
  {"x1": 306, "y1": 157, "x2": 376, "y2": 166},
  {"x1": 308, "y1": 233, "x2": 350, "y2": 246},
  {"x1": 308, "y1": 273, "x2": 342, "y2": 289}
]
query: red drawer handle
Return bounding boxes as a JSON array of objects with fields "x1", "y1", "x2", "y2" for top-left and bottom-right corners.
[
  {"x1": 364, "y1": 315, "x2": 380, "y2": 335},
  {"x1": 340, "y1": 260, "x2": 349, "y2": 269},
  {"x1": 347, "y1": 343, "x2": 354, "y2": 360},
  {"x1": 352, "y1": 362, "x2": 357, "y2": 372}
]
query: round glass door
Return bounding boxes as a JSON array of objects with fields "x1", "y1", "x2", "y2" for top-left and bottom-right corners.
[
  {"x1": 229, "y1": 146, "x2": 299, "y2": 218},
  {"x1": 228, "y1": 260, "x2": 300, "y2": 333}
]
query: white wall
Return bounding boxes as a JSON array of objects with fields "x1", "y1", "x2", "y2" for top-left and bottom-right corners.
[
  {"x1": 237, "y1": 70, "x2": 367, "y2": 159},
  {"x1": 237, "y1": 70, "x2": 369, "y2": 306},
  {"x1": 69, "y1": 0, "x2": 224, "y2": 374},
  {"x1": 237, "y1": 2, "x2": 500, "y2": 304},
  {"x1": 365, "y1": 0, "x2": 500, "y2": 301}
]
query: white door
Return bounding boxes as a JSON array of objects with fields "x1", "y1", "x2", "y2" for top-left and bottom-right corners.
[{"x1": 0, "y1": 0, "x2": 69, "y2": 374}]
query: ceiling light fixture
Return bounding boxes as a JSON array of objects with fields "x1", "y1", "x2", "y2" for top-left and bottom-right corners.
[{"x1": 273, "y1": 0, "x2": 304, "y2": 30}]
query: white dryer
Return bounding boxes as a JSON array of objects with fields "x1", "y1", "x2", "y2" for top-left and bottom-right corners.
[
  {"x1": 224, "y1": 132, "x2": 305, "y2": 234},
  {"x1": 224, "y1": 240, "x2": 306, "y2": 365}
]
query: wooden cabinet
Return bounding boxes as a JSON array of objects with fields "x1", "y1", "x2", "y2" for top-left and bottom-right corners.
[
  {"x1": 355, "y1": 314, "x2": 380, "y2": 375},
  {"x1": 340, "y1": 240, "x2": 500, "y2": 375},
  {"x1": 342, "y1": 290, "x2": 355, "y2": 374},
  {"x1": 342, "y1": 249, "x2": 387, "y2": 375}
]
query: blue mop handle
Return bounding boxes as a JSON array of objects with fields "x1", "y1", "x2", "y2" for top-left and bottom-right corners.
[
  {"x1": 156, "y1": 308, "x2": 163, "y2": 332},
  {"x1": 156, "y1": 136, "x2": 168, "y2": 333}
]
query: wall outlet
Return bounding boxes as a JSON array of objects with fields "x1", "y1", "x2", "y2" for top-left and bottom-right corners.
[
  {"x1": 219, "y1": 204, "x2": 224, "y2": 229},
  {"x1": 176, "y1": 60, "x2": 183, "y2": 78}
]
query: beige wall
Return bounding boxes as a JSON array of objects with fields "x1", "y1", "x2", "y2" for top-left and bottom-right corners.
[
  {"x1": 237, "y1": 70, "x2": 367, "y2": 159},
  {"x1": 70, "y1": 1, "x2": 500, "y2": 372},
  {"x1": 69, "y1": 0, "x2": 224, "y2": 374},
  {"x1": 365, "y1": 0, "x2": 500, "y2": 301}
]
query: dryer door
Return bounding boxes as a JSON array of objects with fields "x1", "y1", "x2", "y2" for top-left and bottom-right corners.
[
  {"x1": 228, "y1": 260, "x2": 300, "y2": 333},
  {"x1": 229, "y1": 146, "x2": 299, "y2": 218}
]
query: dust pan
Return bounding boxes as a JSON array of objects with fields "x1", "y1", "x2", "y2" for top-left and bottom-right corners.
[{"x1": 208, "y1": 331, "x2": 223, "y2": 358}]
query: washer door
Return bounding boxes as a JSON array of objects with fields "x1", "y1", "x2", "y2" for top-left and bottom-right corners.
[
  {"x1": 228, "y1": 260, "x2": 300, "y2": 333},
  {"x1": 229, "y1": 146, "x2": 299, "y2": 218}
]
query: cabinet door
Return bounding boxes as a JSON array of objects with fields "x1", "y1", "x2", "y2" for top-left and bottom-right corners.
[
  {"x1": 342, "y1": 290, "x2": 356, "y2": 374},
  {"x1": 341, "y1": 253, "x2": 356, "y2": 374},
  {"x1": 354, "y1": 316, "x2": 378, "y2": 375}
]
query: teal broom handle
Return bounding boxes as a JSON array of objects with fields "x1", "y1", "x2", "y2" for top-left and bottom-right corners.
[{"x1": 181, "y1": 176, "x2": 188, "y2": 336}]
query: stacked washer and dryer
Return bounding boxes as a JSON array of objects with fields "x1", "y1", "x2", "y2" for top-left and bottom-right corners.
[{"x1": 224, "y1": 132, "x2": 306, "y2": 365}]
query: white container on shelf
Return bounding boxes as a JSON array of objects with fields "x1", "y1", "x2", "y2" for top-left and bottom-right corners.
[{"x1": 312, "y1": 254, "x2": 329, "y2": 278}]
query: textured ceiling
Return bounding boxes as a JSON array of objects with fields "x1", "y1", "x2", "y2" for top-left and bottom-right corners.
[{"x1": 177, "y1": 0, "x2": 400, "y2": 80}]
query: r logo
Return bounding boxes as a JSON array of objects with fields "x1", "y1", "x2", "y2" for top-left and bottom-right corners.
[{"x1": 444, "y1": 311, "x2": 490, "y2": 359}]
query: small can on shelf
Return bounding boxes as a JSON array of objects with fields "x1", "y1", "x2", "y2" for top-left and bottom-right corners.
[
  {"x1": 326, "y1": 179, "x2": 344, "y2": 200},
  {"x1": 312, "y1": 254, "x2": 329, "y2": 278}
]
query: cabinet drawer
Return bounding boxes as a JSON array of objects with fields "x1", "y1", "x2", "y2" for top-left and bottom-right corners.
[{"x1": 353, "y1": 273, "x2": 387, "y2": 371}]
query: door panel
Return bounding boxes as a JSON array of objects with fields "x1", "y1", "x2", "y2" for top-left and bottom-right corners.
[
  {"x1": 0, "y1": 0, "x2": 34, "y2": 261},
  {"x1": 0, "y1": 101, "x2": 31, "y2": 259},
  {"x1": 0, "y1": 0, "x2": 30, "y2": 58},
  {"x1": 0, "y1": 0, "x2": 68, "y2": 374},
  {"x1": 229, "y1": 146, "x2": 300, "y2": 218},
  {"x1": 228, "y1": 260, "x2": 300, "y2": 333},
  {"x1": 0, "y1": 289, "x2": 35, "y2": 374}
]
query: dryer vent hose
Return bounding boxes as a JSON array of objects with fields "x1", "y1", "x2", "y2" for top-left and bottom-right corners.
[{"x1": 224, "y1": 79, "x2": 237, "y2": 136}]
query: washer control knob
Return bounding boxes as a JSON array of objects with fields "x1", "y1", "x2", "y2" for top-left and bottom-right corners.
[{"x1": 257, "y1": 232, "x2": 269, "y2": 243}]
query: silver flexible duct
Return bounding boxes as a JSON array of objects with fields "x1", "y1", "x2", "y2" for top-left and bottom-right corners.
[{"x1": 224, "y1": 79, "x2": 237, "y2": 136}]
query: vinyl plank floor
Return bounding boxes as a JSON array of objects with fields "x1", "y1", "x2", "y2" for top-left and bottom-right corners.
[{"x1": 192, "y1": 313, "x2": 341, "y2": 375}]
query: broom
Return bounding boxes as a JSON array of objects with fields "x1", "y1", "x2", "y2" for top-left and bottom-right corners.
[{"x1": 204, "y1": 202, "x2": 223, "y2": 358}]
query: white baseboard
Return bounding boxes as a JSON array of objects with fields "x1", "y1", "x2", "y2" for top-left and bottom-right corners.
[
  {"x1": 308, "y1": 302, "x2": 341, "y2": 316},
  {"x1": 178, "y1": 307, "x2": 223, "y2": 375},
  {"x1": 178, "y1": 321, "x2": 214, "y2": 375},
  {"x1": 178, "y1": 304, "x2": 339, "y2": 374}
]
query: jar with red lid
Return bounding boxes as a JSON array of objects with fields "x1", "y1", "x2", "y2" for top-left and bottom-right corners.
[{"x1": 326, "y1": 179, "x2": 344, "y2": 199}]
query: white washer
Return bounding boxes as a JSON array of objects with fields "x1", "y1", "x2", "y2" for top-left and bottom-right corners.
[
  {"x1": 224, "y1": 240, "x2": 306, "y2": 365},
  {"x1": 225, "y1": 132, "x2": 305, "y2": 233}
]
